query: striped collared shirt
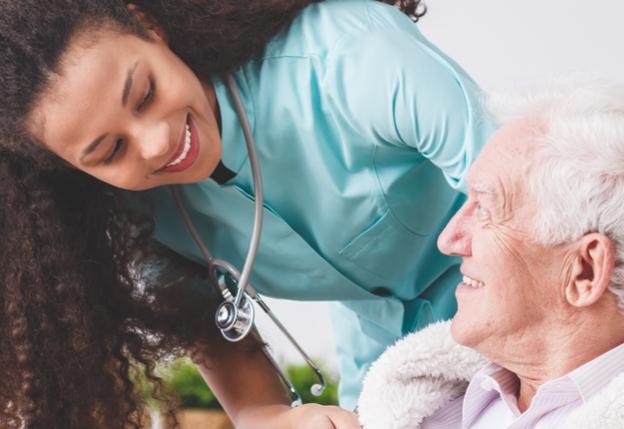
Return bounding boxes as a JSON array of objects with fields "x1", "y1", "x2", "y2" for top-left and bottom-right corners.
[{"x1": 421, "y1": 342, "x2": 624, "y2": 428}]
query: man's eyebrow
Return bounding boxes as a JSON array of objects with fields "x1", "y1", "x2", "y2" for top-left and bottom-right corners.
[
  {"x1": 80, "y1": 133, "x2": 108, "y2": 161},
  {"x1": 122, "y1": 61, "x2": 139, "y2": 107},
  {"x1": 470, "y1": 182, "x2": 497, "y2": 196}
]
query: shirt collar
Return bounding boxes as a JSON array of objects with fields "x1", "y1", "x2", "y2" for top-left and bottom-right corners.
[
  {"x1": 565, "y1": 341, "x2": 624, "y2": 403},
  {"x1": 461, "y1": 342, "x2": 624, "y2": 427},
  {"x1": 462, "y1": 363, "x2": 519, "y2": 426}
]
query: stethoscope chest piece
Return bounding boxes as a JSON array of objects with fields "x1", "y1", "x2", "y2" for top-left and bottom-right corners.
[{"x1": 215, "y1": 272, "x2": 255, "y2": 342}]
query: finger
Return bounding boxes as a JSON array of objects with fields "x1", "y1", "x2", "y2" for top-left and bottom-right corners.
[{"x1": 325, "y1": 409, "x2": 361, "y2": 429}]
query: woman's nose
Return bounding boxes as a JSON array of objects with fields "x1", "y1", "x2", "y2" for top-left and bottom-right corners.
[
  {"x1": 437, "y1": 204, "x2": 472, "y2": 257},
  {"x1": 135, "y1": 120, "x2": 171, "y2": 162}
]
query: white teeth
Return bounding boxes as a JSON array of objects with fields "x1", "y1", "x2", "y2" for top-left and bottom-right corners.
[
  {"x1": 166, "y1": 122, "x2": 191, "y2": 167},
  {"x1": 463, "y1": 275, "x2": 485, "y2": 288}
]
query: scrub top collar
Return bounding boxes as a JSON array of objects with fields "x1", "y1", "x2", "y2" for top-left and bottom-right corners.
[
  {"x1": 211, "y1": 73, "x2": 256, "y2": 177},
  {"x1": 210, "y1": 160, "x2": 236, "y2": 184}
]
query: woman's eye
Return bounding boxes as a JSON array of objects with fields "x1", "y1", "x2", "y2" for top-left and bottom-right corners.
[
  {"x1": 104, "y1": 138, "x2": 124, "y2": 165},
  {"x1": 137, "y1": 79, "x2": 155, "y2": 112}
]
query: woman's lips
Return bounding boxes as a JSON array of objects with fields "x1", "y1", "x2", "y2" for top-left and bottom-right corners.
[{"x1": 157, "y1": 115, "x2": 200, "y2": 173}]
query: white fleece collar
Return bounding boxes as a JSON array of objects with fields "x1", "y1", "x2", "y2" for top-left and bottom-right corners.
[{"x1": 357, "y1": 321, "x2": 624, "y2": 429}]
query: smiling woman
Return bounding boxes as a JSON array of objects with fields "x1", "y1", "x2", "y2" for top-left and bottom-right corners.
[
  {"x1": 28, "y1": 27, "x2": 222, "y2": 190},
  {"x1": 1, "y1": 1, "x2": 332, "y2": 427},
  {"x1": 0, "y1": 0, "x2": 491, "y2": 428}
]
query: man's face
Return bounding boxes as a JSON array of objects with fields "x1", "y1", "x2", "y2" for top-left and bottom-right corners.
[{"x1": 437, "y1": 120, "x2": 571, "y2": 357}]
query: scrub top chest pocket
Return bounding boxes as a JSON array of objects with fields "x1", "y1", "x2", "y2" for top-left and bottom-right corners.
[
  {"x1": 338, "y1": 208, "x2": 432, "y2": 284},
  {"x1": 336, "y1": 149, "x2": 463, "y2": 297}
]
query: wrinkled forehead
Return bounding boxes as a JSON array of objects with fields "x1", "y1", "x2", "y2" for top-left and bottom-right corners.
[{"x1": 467, "y1": 119, "x2": 544, "y2": 190}]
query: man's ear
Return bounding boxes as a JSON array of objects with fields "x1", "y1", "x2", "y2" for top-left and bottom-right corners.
[
  {"x1": 565, "y1": 233, "x2": 615, "y2": 307},
  {"x1": 127, "y1": 3, "x2": 168, "y2": 45}
]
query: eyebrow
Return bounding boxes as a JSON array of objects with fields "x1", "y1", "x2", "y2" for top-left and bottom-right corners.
[
  {"x1": 469, "y1": 182, "x2": 500, "y2": 204},
  {"x1": 122, "y1": 61, "x2": 139, "y2": 107},
  {"x1": 79, "y1": 62, "x2": 139, "y2": 162},
  {"x1": 471, "y1": 183, "x2": 496, "y2": 195},
  {"x1": 80, "y1": 133, "x2": 108, "y2": 161}
]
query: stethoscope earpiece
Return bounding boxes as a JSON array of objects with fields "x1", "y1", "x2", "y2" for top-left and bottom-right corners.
[{"x1": 310, "y1": 383, "x2": 325, "y2": 397}]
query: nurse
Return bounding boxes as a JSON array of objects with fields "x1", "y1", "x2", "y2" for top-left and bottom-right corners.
[{"x1": 0, "y1": 0, "x2": 495, "y2": 428}]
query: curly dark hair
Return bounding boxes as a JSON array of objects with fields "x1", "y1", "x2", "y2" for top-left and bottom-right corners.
[
  {"x1": 133, "y1": 0, "x2": 426, "y2": 79},
  {"x1": 0, "y1": 0, "x2": 426, "y2": 427}
]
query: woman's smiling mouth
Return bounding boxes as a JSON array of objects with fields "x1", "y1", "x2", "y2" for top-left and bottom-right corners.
[{"x1": 157, "y1": 114, "x2": 200, "y2": 173}]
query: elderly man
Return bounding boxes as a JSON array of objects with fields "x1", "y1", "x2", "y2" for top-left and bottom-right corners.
[{"x1": 357, "y1": 79, "x2": 624, "y2": 429}]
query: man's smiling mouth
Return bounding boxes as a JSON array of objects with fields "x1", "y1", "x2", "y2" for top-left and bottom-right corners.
[{"x1": 462, "y1": 275, "x2": 485, "y2": 288}]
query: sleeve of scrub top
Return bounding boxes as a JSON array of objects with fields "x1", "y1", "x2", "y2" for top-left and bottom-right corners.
[
  {"x1": 324, "y1": 26, "x2": 493, "y2": 191},
  {"x1": 329, "y1": 301, "x2": 392, "y2": 411}
]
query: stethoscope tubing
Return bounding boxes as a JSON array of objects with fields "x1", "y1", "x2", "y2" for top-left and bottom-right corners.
[
  {"x1": 224, "y1": 74, "x2": 263, "y2": 310},
  {"x1": 169, "y1": 73, "x2": 326, "y2": 404}
]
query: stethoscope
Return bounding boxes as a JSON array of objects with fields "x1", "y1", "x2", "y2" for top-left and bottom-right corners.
[{"x1": 170, "y1": 74, "x2": 326, "y2": 406}]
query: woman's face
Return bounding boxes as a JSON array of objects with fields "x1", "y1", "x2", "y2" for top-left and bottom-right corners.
[{"x1": 28, "y1": 26, "x2": 222, "y2": 191}]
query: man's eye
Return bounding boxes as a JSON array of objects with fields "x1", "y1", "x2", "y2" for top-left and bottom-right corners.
[
  {"x1": 476, "y1": 203, "x2": 490, "y2": 220},
  {"x1": 137, "y1": 79, "x2": 155, "y2": 112},
  {"x1": 104, "y1": 138, "x2": 124, "y2": 165}
]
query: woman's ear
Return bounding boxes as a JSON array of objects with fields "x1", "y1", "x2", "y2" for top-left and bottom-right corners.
[
  {"x1": 127, "y1": 3, "x2": 169, "y2": 45},
  {"x1": 564, "y1": 233, "x2": 615, "y2": 308}
]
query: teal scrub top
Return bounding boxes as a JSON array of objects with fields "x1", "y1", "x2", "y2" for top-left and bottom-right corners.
[{"x1": 140, "y1": 0, "x2": 495, "y2": 409}]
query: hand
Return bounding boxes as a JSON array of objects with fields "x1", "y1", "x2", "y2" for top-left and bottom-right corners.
[
  {"x1": 237, "y1": 403, "x2": 361, "y2": 429},
  {"x1": 284, "y1": 403, "x2": 361, "y2": 429}
]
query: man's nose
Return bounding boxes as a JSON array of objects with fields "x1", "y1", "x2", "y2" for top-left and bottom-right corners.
[
  {"x1": 135, "y1": 120, "x2": 171, "y2": 162},
  {"x1": 437, "y1": 204, "x2": 472, "y2": 257}
]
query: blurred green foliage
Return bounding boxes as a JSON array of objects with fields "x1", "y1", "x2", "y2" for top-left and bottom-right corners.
[
  {"x1": 157, "y1": 358, "x2": 339, "y2": 409},
  {"x1": 166, "y1": 360, "x2": 221, "y2": 409}
]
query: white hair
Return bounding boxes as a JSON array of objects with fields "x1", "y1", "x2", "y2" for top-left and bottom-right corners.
[{"x1": 487, "y1": 76, "x2": 624, "y2": 310}]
